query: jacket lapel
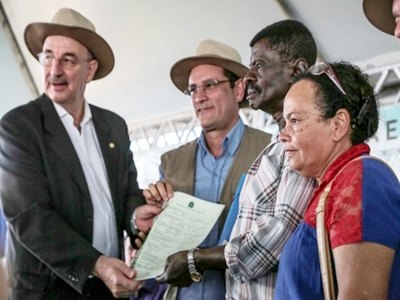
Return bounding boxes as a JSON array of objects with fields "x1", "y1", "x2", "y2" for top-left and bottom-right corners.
[
  {"x1": 39, "y1": 95, "x2": 91, "y2": 201},
  {"x1": 91, "y1": 106, "x2": 118, "y2": 205}
]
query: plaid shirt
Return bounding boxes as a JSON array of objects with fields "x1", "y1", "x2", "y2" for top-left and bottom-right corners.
[{"x1": 224, "y1": 134, "x2": 316, "y2": 299}]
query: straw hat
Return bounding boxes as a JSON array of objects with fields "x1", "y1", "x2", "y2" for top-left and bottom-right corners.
[
  {"x1": 24, "y1": 8, "x2": 114, "y2": 79},
  {"x1": 170, "y1": 39, "x2": 249, "y2": 93},
  {"x1": 363, "y1": 0, "x2": 395, "y2": 35}
]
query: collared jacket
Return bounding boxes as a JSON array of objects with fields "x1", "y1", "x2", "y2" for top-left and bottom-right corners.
[{"x1": 0, "y1": 94, "x2": 145, "y2": 298}]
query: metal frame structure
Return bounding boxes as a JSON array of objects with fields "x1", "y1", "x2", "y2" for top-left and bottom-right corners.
[
  {"x1": 128, "y1": 108, "x2": 276, "y2": 153},
  {"x1": 366, "y1": 61, "x2": 400, "y2": 103},
  {"x1": 0, "y1": 3, "x2": 38, "y2": 97},
  {"x1": 128, "y1": 61, "x2": 400, "y2": 154}
]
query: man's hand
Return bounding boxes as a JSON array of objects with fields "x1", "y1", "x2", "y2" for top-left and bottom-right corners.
[
  {"x1": 135, "y1": 204, "x2": 162, "y2": 233},
  {"x1": 143, "y1": 180, "x2": 174, "y2": 206},
  {"x1": 124, "y1": 231, "x2": 146, "y2": 266},
  {"x1": 135, "y1": 231, "x2": 147, "y2": 248},
  {"x1": 92, "y1": 255, "x2": 142, "y2": 298},
  {"x1": 155, "y1": 250, "x2": 193, "y2": 287},
  {"x1": 155, "y1": 246, "x2": 226, "y2": 287}
]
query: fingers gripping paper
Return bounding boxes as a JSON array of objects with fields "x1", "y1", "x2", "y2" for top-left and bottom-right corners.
[{"x1": 131, "y1": 192, "x2": 224, "y2": 280}]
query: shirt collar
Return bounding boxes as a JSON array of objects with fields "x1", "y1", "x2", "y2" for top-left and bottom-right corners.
[
  {"x1": 52, "y1": 100, "x2": 92, "y2": 125},
  {"x1": 198, "y1": 118, "x2": 245, "y2": 157},
  {"x1": 320, "y1": 143, "x2": 370, "y2": 186}
]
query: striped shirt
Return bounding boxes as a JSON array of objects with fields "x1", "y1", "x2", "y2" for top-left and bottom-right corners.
[{"x1": 224, "y1": 133, "x2": 316, "y2": 299}]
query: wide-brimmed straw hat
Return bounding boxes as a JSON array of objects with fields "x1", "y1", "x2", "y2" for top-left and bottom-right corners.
[
  {"x1": 363, "y1": 0, "x2": 395, "y2": 35},
  {"x1": 24, "y1": 8, "x2": 114, "y2": 80},
  {"x1": 170, "y1": 39, "x2": 249, "y2": 93}
]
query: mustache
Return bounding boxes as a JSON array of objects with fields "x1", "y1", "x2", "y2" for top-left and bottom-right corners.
[
  {"x1": 48, "y1": 76, "x2": 68, "y2": 84},
  {"x1": 246, "y1": 83, "x2": 261, "y2": 94}
]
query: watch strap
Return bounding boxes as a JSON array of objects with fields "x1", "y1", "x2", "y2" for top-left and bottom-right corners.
[{"x1": 187, "y1": 248, "x2": 202, "y2": 282}]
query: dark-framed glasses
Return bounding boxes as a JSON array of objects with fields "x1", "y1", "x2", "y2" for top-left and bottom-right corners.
[
  {"x1": 184, "y1": 79, "x2": 233, "y2": 97},
  {"x1": 37, "y1": 52, "x2": 92, "y2": 70},
  {"x1": 309, "y1": 62, "x2": 346, "y2": 95}
]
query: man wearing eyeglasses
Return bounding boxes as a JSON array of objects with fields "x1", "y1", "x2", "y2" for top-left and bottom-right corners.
[
  {"x1": 146, "y1": 20, "x2": 317, "y2": 299},
  {"x1": 136, "y1": 39, "x2": 271, "y2": 300},
  {"x1": 0, "y1": 8, "x2": 161, "y2": 299},
  {"x1": 363, "y1": 0, "x2": 400, "y2": 39}
]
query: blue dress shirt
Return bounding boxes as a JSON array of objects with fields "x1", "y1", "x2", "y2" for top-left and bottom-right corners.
[{"x1": 177, "y1": 119, "x2": 245, "y2": 300}]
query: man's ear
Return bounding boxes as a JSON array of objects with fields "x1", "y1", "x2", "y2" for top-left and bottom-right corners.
[
  {"x1": 289, "y1": 58, "x2": 308, "y2": 83},
  {"x1": 234, "y1": 79, "x2": 246, "y2": 103},
  {"x1": 86, "y1": 59, "x2": 99, "y2": 83}
]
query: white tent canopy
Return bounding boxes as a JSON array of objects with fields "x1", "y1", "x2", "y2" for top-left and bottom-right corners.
[{"x1": 1, "y1": 0, "x2": 399, "y2": 122}]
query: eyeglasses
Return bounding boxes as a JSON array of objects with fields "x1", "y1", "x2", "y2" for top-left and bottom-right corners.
[
  {"x1": 309, "y1": 62, "x2": 346, "y2": 95},
  {"x1": 184, "y1": 79, "x2": 233, "y2": 97},
  {"x1": 37, "y1": 52, "x2": 92, "y2": 70}
]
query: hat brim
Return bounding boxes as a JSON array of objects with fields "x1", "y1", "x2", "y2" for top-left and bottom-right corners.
[
  {"x1": 363, "y1": 0, "x2": 395, "y2": 35},
  {"x1": 170, "y1": 55, "x2": 249, "y2": 107},
  {"x1": 24, "y1": 23, "x2": 114, "y2": 80}
]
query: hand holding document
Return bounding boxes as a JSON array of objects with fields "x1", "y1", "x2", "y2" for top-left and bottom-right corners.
[{"x1": 131, "y1": 192, "x2": 224, "y2": 280}]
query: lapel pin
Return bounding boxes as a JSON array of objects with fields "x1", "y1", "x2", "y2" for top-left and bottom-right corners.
[{"x1": 109, "y1": 142, "x2": 115, "y2": 149}]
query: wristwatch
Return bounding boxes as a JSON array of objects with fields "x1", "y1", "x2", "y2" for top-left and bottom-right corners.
[
  {"x1": 130, "y1": 210, "x2": 139, "y2": 236},
  {"x1": 187, "y1": 248, "x2": 203, "y2": 282}
]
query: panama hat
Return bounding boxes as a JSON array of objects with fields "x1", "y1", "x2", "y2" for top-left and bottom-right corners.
[
  {"x1": 24, "y1": 8, "x2": 114, "y2": 79},
  {"x1": 170, "y1": 39, "x2": 249, "y2": 94},
  {"x1": 363, "y1": 0, "x2": 395, "y2": 35}
]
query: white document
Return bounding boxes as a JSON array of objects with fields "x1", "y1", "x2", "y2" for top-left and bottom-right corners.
[{"x1": 131, "y1": 191, "x2": 224, "y2": 280}]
